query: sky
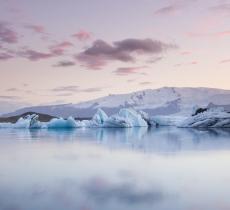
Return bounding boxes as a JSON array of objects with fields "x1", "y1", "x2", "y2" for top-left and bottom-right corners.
[{"x1": 0, "y1": 0, "x2": 230, "y2": 113}]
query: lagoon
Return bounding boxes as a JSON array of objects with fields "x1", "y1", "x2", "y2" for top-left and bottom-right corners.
[{"x1": 0, "y1": 127, "x2": 230, "y2": 210}]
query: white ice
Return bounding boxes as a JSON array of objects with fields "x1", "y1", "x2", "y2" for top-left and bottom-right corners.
[
  {"x1": 1, "y1": 107, "x2": 229, "y2": 129},
  {"x1": 179, "y1": 107, "x2": 230, "y2": 128},
  {"x1": 0, "y1": 108, "x2": 147, "y2": 129},
  {"x1": 104, "y1": 108, "x2": 148, "y2": 127}
]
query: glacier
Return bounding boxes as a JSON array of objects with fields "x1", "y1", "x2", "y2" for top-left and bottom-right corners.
[{"x1": 4, "y1": 87, "x2": 230, "y2": 118}]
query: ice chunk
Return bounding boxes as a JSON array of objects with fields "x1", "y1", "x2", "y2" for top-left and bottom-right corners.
[
  {"x1": 14, "y1": 117, "x2": 30, "y2": 128},
  {"x1": 0, "y1": 108, "x2": 149, "y2": 129},
  {"x1": 74, "y1": 109, "x2": 109, "y2": 128},
  {"x1": 104, "y1": 108, "x2": 148, "y2": 127},
  {"x1": 47, "y1": 116, "x2": 79, "y2": 128},
  {"x1": 92, "y1": 108, "x2": 108, "y2": 124},
  {"x1": 13, "y1": 114, "x2": 41, "y2": 129},
  {"x1": 104, "y1": 116, "x2": 131, "y2": 127},
  {"x1": 179, "y1": 107, "x2": 230, "y2": 128},
  {"x1": 81, "y1": 108, "x2": 147, "y2": 128},
  {"x1": 80, "y1": 119, "x2": 97, "y2": 127},
  {"x1": 29, "y1": 114, "x2": 43, "y2": 128},
  {"x1": 150, "y1": 115, "x2": 187, "y2": 126},
  {"x1": 137, "y1": 110, "x2": 152, "y2": 125}
]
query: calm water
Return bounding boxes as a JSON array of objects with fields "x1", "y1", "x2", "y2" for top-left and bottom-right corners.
[{"x1": 1, "y1": 127, "x2": 230, "y2": 210}]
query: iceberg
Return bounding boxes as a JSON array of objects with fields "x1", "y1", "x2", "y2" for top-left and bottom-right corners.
[
  {"x1": 89, "y1": 108, "x2": 108, "y2": 127},
  {"x1": 92, "y1": 108, "x2": 108, "y2": 124},
  {"x1": 76, "y1": 109, "x2": 109, "y2": 127},
  {"x1": 14, "y1": 116, "x2": 31, "y2": 129},
  {"x1": 47, "y1": 116, "x2": 80, "y2": 129},
  {"x1": 104, "y1": 108, "x2": 148, "y2": 127},
  {"x1": 74, "y1": 108, "x2": 147, "y2": 128},
  {"x1": 0, "y1": 108, "x2": 148, "y2": 129},
  {"x1": 149, "y1": 115, "x2": 187, "y2": 126},
  {"x1": 14, "y1": 114, "x2": 43, "y2": 129},
  {"x1": 137, "y1": 110, "x2": 152, "y2": 126},
  {"x1": 0, "y1": 114, "x2": 43, "y2": 129},
  {"x1": 179, "y1": 107, "x2": 230, "y2": 128},
  {"x1": 28, "y1": 114, "x2": 43, "y2": 128}
]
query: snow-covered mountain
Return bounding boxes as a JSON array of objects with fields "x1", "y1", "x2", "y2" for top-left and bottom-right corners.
[{"x1": 2, "y1": 87, "x2": 230, "y2": 118}]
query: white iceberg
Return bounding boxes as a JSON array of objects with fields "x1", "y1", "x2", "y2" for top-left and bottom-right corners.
[
  {"x1": 14, "y1": 114, "x2": 43, "y2": 129},
  {"x1": 179, "y1": 107, "x2": 230, "y2": 128},
  {"x1": 104, "y1": 108, "x2": 148, "y2": 127},
  {"x1": 150, "y1": 115, "x2": 187, "y2": 126},
  {"x1": 14, "y1": 116, "x2": 31, "y2": 129},
  {"x1": 28, "y1": 114, "x2": 43, "y2": 128},
  {"x1": 0, "y1": 114, "x2": 43, "y2": 129},
  {"x1": 0, "y1": 108, "x2": 147, "y2": 129},
  {"x1": 92, "y1": 108, "x2": 108, "y2": 125},
  {"x1": 47, "y1": 116, "x2": 80, "y2": 129},
  {"x1": 76, "y1": 109, "x2": 109, "y2": 127},
  {"x1": 137, "y1": 110, "x2": 152, "y2": 125}
]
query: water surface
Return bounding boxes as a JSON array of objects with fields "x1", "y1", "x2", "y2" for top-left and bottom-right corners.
[{"x1": 0, "y1": 127, "x2": 230, "y2": 210}]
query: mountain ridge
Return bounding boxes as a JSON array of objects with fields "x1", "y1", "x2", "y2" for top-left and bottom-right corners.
[{"x1": 2, "y1": 87, "x2": 230, "y2": 118}]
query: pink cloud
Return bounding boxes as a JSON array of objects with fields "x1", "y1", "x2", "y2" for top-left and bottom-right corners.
[
  {"x1": 174, "y1": 61, "x2": 198, "y2": 67},
  {"x1": 154, "y1": 1, "x2": 193, "y2": 16},
  {"x1": 54, "y1": 41, "x2": 73, "y2": 48},
  {"x1": 18, "y1": 49, "x2": 53, "y2": 61},
  {"x1": 0, "y1": 22, "x2": 18, "y2": 43},
  {"x1": 49, "y1": 41, "x2": 74, "y2": 55},
  {"x1": 146, "y1": 56, "x2": 163, "y2": 63},
  {"x1": 76, "y1": 38, "x2": 177, "y2": 69},
  {"x1": 0, "y1": 52, "x2": 14, "y2": 61},
  {"x1": 50, "y1": 48, "x2": 65, "y2": 56},
  {"x1": 53, "y1": 60, "x2": 75, "y2": 67},
  {"x1": 114, "y1": 66, "x2": 147, "y2": 76},
  {"x1": 72, "y1": 30, "x2": 91, "y2": 41},
  {"x1": 2, "y1": 40, "x2": 73, "y2": 62},
  {"x1": 25, "y1": 25, "x2": 45, "y2": 33},
  {"x1": 77, "y1": 54, "x2": 106, "y2": 70}
]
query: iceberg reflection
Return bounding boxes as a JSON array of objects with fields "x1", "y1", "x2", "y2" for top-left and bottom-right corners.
[{"x1": 1, "y1": 127, "x2": 230, "y2": 153}]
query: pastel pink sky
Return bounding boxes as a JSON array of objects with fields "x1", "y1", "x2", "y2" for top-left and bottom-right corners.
[{"x1": 0, "y1": 0, "x2": 230, "y2": 112}]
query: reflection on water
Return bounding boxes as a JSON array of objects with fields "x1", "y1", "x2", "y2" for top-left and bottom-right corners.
[
  {"x1": 0, "y1": 127, "x2": 230, "y2": 210},
  {"x1": 2, "y1": 127, "x2": 230, "y2": 152}
]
